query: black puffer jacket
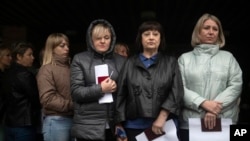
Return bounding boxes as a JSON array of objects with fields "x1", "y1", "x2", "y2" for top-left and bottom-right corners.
[
  {"x1": 70, "y1": 19, "x2": 126, "y2": 140},
  {"x1": 115, "y1": 53, "x2": 184, "y2": 123},
  {"x1": 2, "y1": 62, "x2": 41, "y2": 127}
]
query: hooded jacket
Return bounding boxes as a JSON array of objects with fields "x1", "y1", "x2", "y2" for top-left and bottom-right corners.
[{"x1": 70, "y1": 19, "x2": 126, "y2": 140}]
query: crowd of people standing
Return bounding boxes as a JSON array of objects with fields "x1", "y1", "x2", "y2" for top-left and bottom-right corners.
[{"x1": 0, "y1": 13, "x2": 248, "y2": 141}]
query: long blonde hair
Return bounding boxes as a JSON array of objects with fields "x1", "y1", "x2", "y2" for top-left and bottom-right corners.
[{"x1": 42, "y1": 33, "x2": 69, "y2": 65}]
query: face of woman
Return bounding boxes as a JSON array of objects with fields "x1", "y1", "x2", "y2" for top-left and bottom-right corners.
[
  {"x1": 0, "y1": 50, "x2": 12, "y2": 68},
  {"x1": 92, "y1": 31, "x2": 111, "y2": 54},
  {"x1": 116, "y1": 46, "x2": 128, "y2": 57},
  {"x1": 200, "y1": 19, "x2": 219, "y2": 44},
  {"x1": 53, "y1": 40, "x2": 69, "y2": 58},
  {"x1": 141, "y1": 30, "x2": 161, "y2": 51},
  {"x1": 17, "y1": 48, "x2": 34, "y2": 67}
]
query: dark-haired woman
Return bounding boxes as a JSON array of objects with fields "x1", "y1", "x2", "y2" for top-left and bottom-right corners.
[
  {"x1": 115, "y1": 21, "x2": 184, "y2": 141},
  {"x1": 3, "y1": 42, "x2": 41, "y2": 141}
]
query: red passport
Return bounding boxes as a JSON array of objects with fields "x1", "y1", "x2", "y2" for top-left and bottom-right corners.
[
  {"x1": 98, "y1": 76, "x2": 108, "y2": 84},
  {"x1": 201, "y1": 118, "x2": 222, "y2": 132},
  {"x1": 144, "y1": 127, "x2": 165, "y2": 141}
]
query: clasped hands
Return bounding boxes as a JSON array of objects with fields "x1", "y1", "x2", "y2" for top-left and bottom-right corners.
[{"x1": 201, "y1": 100, "x2": 223, "y2": 129}]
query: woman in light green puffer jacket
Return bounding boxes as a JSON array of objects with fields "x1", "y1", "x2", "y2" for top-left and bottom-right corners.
[{"x1": 178, "y1": 13, "x2": 243, "y2": 141}]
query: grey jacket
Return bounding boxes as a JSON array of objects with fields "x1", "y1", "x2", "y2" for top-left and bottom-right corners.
[
  {"x1": 178, "y1": 44, "x2": 242, "y2": 129},
  {"x1": 70, "y1": 19, "x2": 126, "y2": 140}
]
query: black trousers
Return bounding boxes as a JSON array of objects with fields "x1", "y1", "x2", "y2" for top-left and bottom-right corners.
[
  {"x1": 124, "y1": 128, "x2": 144, "y2": 141},
  {"x1": 179, "y1": 129, "x2": 189, "y2": 141}
]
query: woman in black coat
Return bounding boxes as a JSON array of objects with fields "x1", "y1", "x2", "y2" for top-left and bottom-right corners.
[
  {"x1": 2, "y1": 42, "x2": 41, "y2": 141},
  {"x1": 115, "y1": 21, "x2": 184, "y2": 141}
]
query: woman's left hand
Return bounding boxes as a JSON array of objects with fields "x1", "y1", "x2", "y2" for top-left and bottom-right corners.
[{"x1": 204, "y1": 112, "x2": 217, "y2": 129}]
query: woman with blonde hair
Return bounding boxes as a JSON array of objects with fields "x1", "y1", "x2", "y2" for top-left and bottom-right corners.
[
  {"x1": 37, "y1": 33, "x2": 74, "y2": 141},
  {"x1": 70, "y1": 19, "x2": 126, "y2": 141},
  {"x1": 178, "y1": 13, "x2": 242, "y2": 141},
  {"x1": 0, "y1": 46, "x2": 12, "y2": 72}
]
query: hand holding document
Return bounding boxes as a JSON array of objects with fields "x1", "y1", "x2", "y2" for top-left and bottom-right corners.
[
  {"x1": 135, "y1": 119, "x2": 179, "y2": 141},
  {"x1": 201, "y1": 118, "x2": 222, "y2": 131},
  {"x1": 189, "y1": 118, "x2": 232, "y2": 141},
  {"x1": 95, "y1": 64, "x2": 113, "y2": 104}
]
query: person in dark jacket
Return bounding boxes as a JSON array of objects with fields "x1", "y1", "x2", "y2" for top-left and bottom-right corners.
[
  {"x1": 0, "y1": 46, "x2": 12, "y2": 118},
  {"x1": 2, "y1": 42, "x2": 41, "y2": 141},
  {"x1": 115, "y1": 21, "x2": 184, "y2": 141},
  {"x1": 70, "y1": 19, "x2": 126, "y2": 141},
  {"x1": 0, "y1": 45, "x2": 12, "y2": 141}
]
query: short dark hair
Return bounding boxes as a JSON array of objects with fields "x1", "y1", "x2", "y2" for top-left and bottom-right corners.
[
  {"x1": 135, "y1": 21, "x2": 166, "y2": 53},
  {"x1": 11, "y1": 41, "x2": 33, "y2": 61}
]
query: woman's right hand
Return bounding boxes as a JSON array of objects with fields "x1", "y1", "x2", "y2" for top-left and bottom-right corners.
[
  {"x1": 101, "y1": 77, "x2": 117, "y2": 93},
  {"x1": 201, "y1": 100, "x2": 222, "y2": 115}
]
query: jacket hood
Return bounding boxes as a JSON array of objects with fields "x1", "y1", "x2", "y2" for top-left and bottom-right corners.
[{"x1": 86, "y1": 19, "x2": 116, "y2": 56}]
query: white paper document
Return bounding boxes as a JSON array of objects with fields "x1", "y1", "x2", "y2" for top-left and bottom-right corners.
[
  {"x1": 189, "y1": 118, "x2": 232, "y2": 141},
  {"x1": 135, "y1": 119, "x2": 179, "y2": 141},
  {"x1": 94, "y1": 64, "x2": 113, "y2": 104}
]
